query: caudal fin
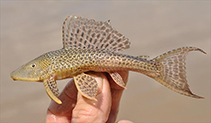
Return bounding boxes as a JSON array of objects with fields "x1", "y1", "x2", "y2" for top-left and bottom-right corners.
[{"x1": 154, "y1": 47, "x2": 206, "y2": 99}]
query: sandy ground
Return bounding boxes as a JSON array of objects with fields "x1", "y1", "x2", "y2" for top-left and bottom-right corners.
[{"x1": 1, "y1": 1, "x2": 210, "y2": 123}]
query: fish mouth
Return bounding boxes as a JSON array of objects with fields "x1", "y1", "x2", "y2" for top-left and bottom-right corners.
[
  {"x1": 11, "y1": 76, "x2": 41, "y2": 82},
  {"x1": 10, "y1": 71, "x2": 41, "y2": 82},
  {"x1": 11, "y1": 75, "x2": 42, "y2": 82},
  {"x1": 11, "y1": 77, "x2": 18, "y2": 81},
  {"x1": 11, "y1": 71, "x2": 18, "y2": 80}
]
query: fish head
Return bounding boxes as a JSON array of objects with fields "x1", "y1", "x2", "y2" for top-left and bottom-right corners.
[{"x1": 11, "y1": 55, "x2": 48, "y2": 82}]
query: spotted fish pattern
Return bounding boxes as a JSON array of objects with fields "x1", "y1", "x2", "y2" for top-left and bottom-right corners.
[{"x1": 11, "y1": 15, "x2": 206, "y2": 104}]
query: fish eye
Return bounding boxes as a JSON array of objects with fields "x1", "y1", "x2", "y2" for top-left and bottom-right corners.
[{"x1": 31, "y1": 64, "x2": 36, "y2": 68}]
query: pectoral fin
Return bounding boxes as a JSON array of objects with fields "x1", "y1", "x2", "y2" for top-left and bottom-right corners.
[
  {"x1": 74, "y1": 73, "x2": 98, "y2": 101},
  {"x1": 109, "y1": 72, "x2": 126, "y2": 89},
  {"x1": 43, "y1": 79, "x2": 62, "y2": 104}
]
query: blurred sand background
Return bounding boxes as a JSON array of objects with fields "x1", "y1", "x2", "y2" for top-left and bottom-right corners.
[{"x1": 1, "y1": 1, "x2": 210, "y2": 123}]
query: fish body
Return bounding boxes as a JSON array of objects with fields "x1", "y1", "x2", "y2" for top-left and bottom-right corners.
[
  {"x1": 12, "y1": 48, "x2": 158, "y2": 80},
  {"x1": 11, "y1": 16, "x2": 206, "y2": 104}
]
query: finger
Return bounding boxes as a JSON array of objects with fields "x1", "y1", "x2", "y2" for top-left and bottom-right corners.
[
  {"x1": 46, "y1": 79, "x2": 77, "y2": 123},
  {"x1": 107, "y1": 71, "x2": 129, "y2": 123},
  {"x1": 72, "y1": 72, "x2": 112, "y2": 123}
]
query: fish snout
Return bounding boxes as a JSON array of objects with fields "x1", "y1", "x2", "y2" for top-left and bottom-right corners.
[
  {"x1": 11, "y1": 70, "x2": 21, "y2": 81},
  {"x1": 11, "y1": 71, "x2": 16, "y2": 80},
  {"x1": 11, "y1": 67, "x2": 42, "y2": 82}
]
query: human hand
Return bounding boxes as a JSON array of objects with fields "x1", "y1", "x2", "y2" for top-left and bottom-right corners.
[{"x1": 46, "y1": 71, "x2": 133, "y2": 123}]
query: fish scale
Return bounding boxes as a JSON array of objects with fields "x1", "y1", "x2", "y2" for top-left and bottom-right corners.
[
  {"x1": 43, "y1": 48, "x2": 156, "y2": 79},
  {"x1": 11, "y1": 15, "x2": 206, "y2": 104}
]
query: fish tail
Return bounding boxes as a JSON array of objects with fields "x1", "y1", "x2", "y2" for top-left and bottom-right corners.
[{"x1": 153, "y1": 47, "x2": 206, "y2": 99}]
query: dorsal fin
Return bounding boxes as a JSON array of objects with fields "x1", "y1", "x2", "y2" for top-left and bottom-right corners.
[
  {"x1": 62, "y1": 15, "x2": 130, "y2": 51},
  {"x1": 105, "y1": 20, "x2": 111, "y2": 25}
]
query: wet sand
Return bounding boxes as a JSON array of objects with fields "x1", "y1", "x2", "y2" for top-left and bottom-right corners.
[{"x1": 1, "y1": 1, "x2": 210, "y2": 122}]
